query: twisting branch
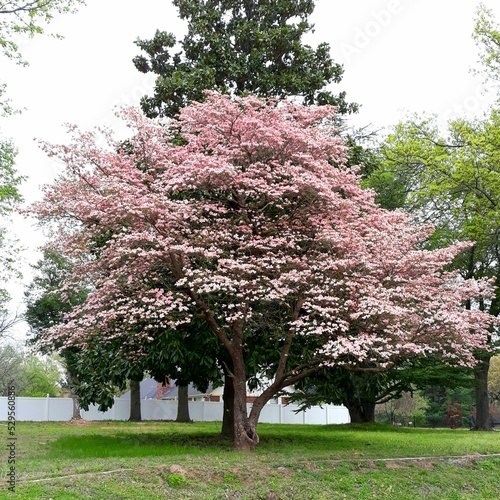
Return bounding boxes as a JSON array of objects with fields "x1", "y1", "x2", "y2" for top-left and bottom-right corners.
[
  {"x1": 0, "y1": 1, "x2": 54, "y2": 15},
  {"x1": 0, "y1": 309, "x2": 22, "y2": 340}
]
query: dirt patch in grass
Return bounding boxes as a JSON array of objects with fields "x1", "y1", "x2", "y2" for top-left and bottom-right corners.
[
  {"x1": 275, "y1": 466, "x2": 294, "y2": 477},
  {"x1": 384, "y1": 460, "x2": 404, "y2": 470},
  {"x1": 413, "y1": 460, "x2": 435, "y2": 470},
  {"x1": 63, "y1": 419, "x2": 92, "y2": 427}
]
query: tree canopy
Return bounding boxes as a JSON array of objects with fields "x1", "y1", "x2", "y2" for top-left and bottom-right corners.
[
  {"x1": 0, "y1": 0, "x2": 85, "y2": 63},
  {"x1": 0, "y1": 343, "x2": 62, "y2": 397},
  {"x1": 473, "y1": 2, "x2": 500, "y2": 85},
  {"x1": 366, "y1": 110, "x2": 500, "y2": 429},
  {"x1": 27, "y1": 93, "x2": 495, "y2": 449},
  {"x1": 133, "y1": 0, "x2": 357, "y2": 118}
]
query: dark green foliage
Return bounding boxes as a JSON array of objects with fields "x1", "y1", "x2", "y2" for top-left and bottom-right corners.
[
  {"x1": 71, "y1": 321, "x2": 223, "y2": 412},
  {"x1": 133, "y1": 0, "x2": 357, "y2": 118},
  {"x1": 24, "y1": 249, "x2": 84, "y2": 334},
  {"x1": 345, "y1": 127, "x2": 382, "y2": 176},
  {"x1": 289, "y1": 361, "x2": 476, "y2": 425},
  {"x1": 422, "y1": 385, "x2": 475, "y2": 428}
]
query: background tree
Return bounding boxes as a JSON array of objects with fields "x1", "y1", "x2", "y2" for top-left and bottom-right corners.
[
  {"x1": 367, "y1": 113, "x2": 500, "y2": 430},
  {"x1": 0, "y1": 0, "x2": 85, "y2": 63},
  {"x1": 375, "y1": 391, "x2": 428, "y2": 427},
  {"x1": 28, "y1": 95, "x2": 494, "y2": 450},
  {"x1": 0, "y1": 343, "x2": 25, "y2": 395},
  {"x1": 0, "y1": 132, "x2": 23, "y2": 339},
  {"x1": 20, "y1": 353, "x2": 62, "y2": 397},
  {"x1": 24, "y1": 249, "x2": 87, "y2": 418},
  {"x1": 1, "y1": 0, "x2": 84, "y2": 338},
  {"x1": 0, "y1": 86, "x2": 23, "y2": 316},
  {"x1": 489, "y1": 355, "x2": 500, "y2": 402},
  {"x1": 360, "y1": 6, "x2": 500, "y2": 430},
  {"x1": 420, "y1": 384, "x2": 476, "y2": 429},
  {"x1": 289, "y1": 360, "x2": 476, "y2": 424},
  {"x1": 289, "y1": 368, "x2": 404, "y2": 423},
  {"x1": 133, "y1": 0, "x2": 357, "y2": 119},
  {"x1": 472, "y1": 2, "x2": 500, "y2": 87},
  {"x1": 0, "y1": 138, "x2": 21, "y2": 211},
  {"x1": 0, "y1": 342, "x2": 62, "y2": 396}
]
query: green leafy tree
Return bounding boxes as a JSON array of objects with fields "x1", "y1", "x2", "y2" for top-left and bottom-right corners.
[
  {"x1": 289, "y1": 360, "x2": 476, "y2": 424},
  {"x1": 472, "y1": 2, "x2": 500, "y2": 86},
  {"x1": 0, "y1": 140, "x2": 21, "y2": 211},
  {"x1": 20, "y1": 354, "x2": 62, "y2": 397},
  {"x1": 133, "y1": 0, "x2": 357, "y2": 119},
  {"x1": 0, "y1": 134, "x2": 23, "y2": 334},
  {"x1": 0, "y1": 342, "x2": 62, "y2": 396},
  {"x1": 0, "y1": 0, "x2": 85, "y2": 63},
  {"x1": 368, "y1": 2, "x2": 500, "y2": 415},
  {"x1": 24, "y1": 249, "x2": 87, "y2": 417},
  {"x1": 0, "y1": 91, "x2": 23, "y2": 308},
  {"x1": 1, "y1": 1, "x2": 84, "y2": 331},
  {"x1": 367, "y1": 113, "x2": 500, "y2": 430},
  {"x1": 489, "y1": 355, "x2": 500, "y2": 402},
  {"x1": 0, "y1": 343, "x2": 24, "y2": 395}
]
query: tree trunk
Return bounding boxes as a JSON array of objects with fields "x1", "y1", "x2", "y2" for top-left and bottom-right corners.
[
  {"x1": 66, "y1": 370, "x2": 82, "y2": 420},
  {"x1": 345, "y1": 401, "x2": 376, "y2": 424},
  {"x1": 233, "y1": 389, "x2": 258, "y2": 451},
  {"x1": 71, "y1": 393, "x2": 82, "y2": 420},
  {"x1": 473, "y1": 356, "x2": 492, "y2": 431},
  {"x1": 221, "y1": 370, "x2": 235, "y2": 441},
  {"x1": 231, "y1": 353, "x2": 259, "y2": 451},
  {"x1": 175, "y1": 384, "x2": 191, "y2": 423},
  {"x1": 129, "y1": 379, "x2": 142, "y2": 422}
]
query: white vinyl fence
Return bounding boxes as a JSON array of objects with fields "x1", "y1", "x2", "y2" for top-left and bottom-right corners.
[{"x1": 1, "y1": 396, "x2": 350, "y2": 425}]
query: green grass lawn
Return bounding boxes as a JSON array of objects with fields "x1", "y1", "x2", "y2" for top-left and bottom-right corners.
[{"x1": 1, "y1": 421, "x2": 500, "y2": 499}]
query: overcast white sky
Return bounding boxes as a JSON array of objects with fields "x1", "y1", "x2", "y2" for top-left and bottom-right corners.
[{"x1": 2, "y1": 0, "x2": 500, "y2": 336}]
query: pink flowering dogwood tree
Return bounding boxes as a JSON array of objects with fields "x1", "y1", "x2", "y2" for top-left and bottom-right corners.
[{"x1": 30, "y1": 93, "x2": 495, "y2": 450}]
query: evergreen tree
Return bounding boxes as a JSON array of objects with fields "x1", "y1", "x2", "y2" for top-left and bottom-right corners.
[{"x1": 133, "y1": 0, "x2": 357, "y2": 118}]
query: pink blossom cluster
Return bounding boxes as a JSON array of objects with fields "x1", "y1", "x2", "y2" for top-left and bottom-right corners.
[{"x1": 29, "y1": 93, "x2": 496, "y2": 371}]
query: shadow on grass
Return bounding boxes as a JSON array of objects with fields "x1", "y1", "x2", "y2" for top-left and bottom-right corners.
[
  {"x1": 47, "y1": 423, "x2": 424, "y2": 459},
  {"x1": 48, "y1": 432, "x2": 233, "y2": 459}
]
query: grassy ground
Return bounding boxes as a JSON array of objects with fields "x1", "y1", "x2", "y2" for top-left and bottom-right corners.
[{"x1": 1, "y1": 421, "x2": 500, "y2": 499}]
